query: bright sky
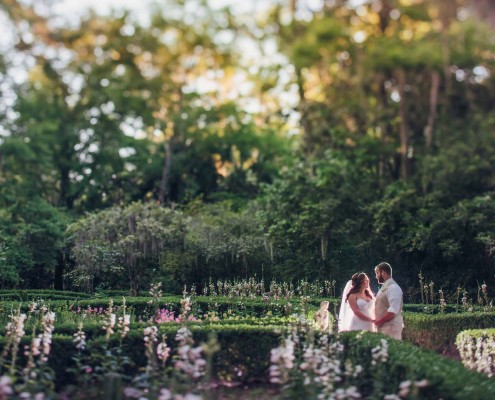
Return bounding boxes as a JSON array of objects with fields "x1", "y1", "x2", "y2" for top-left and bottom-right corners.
[
  {"x1": 0, "y1": 0, "x2": 368, "y2": 52},
  {"x1": 50, "y1": 0, "x2": 362, "y2": 15},
  {"x1": 0, "y1": 0, "x2": 369, "y2": 136}
]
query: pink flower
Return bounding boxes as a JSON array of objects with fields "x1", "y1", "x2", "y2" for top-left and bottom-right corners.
[{"x1": 156, "y1": 309, "x2": 180, "y2": 324}]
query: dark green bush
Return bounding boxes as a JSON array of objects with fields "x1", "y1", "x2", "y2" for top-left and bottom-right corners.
[
  {"x1": 0, "y1": 289, "x2": 91, "y2": 301},
  {"x1": 4, "y1": 325, "x2": 495, "y2": 398},
  {"x1": 0, "y1": 324, "x2": 283, "y2": 388},
  {"x1": 403, "y1": 311, "x2": 495, "y2": 352},
  {"x1": 341, "y1": 331, "x2": 495, "y2": 399},
  {"x1": 0, "y1": 296, "x2": 338, "y2": 319}
]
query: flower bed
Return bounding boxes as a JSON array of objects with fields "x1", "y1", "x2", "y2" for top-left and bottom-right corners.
[
  {"x1": 456, "y1": 329, "x2": 495, "y2": 377},
  {"x1": 3, "y1": 324, "x2": 495, "y2": 398},
  {"x1": 270, "y1": 329, "x2": 495, "y2": 399},
  {"x1": 3, "y1": 303, "x2": 495, "y2": 399}
]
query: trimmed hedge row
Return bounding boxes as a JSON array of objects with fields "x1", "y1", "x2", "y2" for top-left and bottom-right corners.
[
  {"x1": 341, "y1": 331, "x2": 495, "y2": 399},
  {"x1": 4, "y1": 310, "x2": 493, "y2": 352},
  {"x1": 3, "y1": 326, "x2": 495, "y2": 398},
  {"x1": 0, "y1": 324, "x2": 284, "y2": 388},
  {"x1": 456, "y1": 329, "x2": 495, "y2": 377},
  {"x1": 0, "y1": 289, "x2": 92, "y2": 301},
  {"x1": 0, "y1": 296, "x2": 332, "y2": 318},
  {"x1": 0, "y1": 317, "x2": 295, "y2": 339},
  {"x1": 2, "y1": 291, "x2": 489, "y2": 315},
  {"x1": 2, "y1": 295, "x2": 480, "y2": 315},
  {"x1": 403, "y1": 311, "x2": 495, "y2": 353}
]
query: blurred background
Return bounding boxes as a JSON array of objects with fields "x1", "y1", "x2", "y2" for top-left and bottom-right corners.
[{"x1": 0, "y1": 0, "x2": 494, "y2": 299}]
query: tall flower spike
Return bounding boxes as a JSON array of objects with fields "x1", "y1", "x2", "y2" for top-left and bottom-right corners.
[{"x1": 74, "y1": 322, "x2": 87, "y2": 351}]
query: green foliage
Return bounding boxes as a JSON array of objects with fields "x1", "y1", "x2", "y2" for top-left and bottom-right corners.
[
  {"x1": 1, "y1": 0, "x2": 495, "y2": 293},
  {"x1": 403, "y1": 311, "x2": 495, "y2": 352},
  {"x1": 0, "y1": 198, "x2": 68, "y2": 289},
  {"x1": 0, "y1": 295, "x2": 333, "y2": 327},
  {"x1": 67, "y1": 202, "x2": 188, "y2": 294},
  {"x1": 0, "y1": 289, "x2": 91, "y2": 301},
  {"x1": 66, "y1": 201, "x2": 273, "y2": 293},
  {"x1": 456, "y1": 328, "x2": 495, "y2": 377},
  {"x1": 340, "y1": 331, "x2": 495, "y2": 399},
  {"x1": 0, "y1": 324, "x2": 282, "y2": 388},
  {"x1": 5, "y1": 323, "x2": 495, "y2": 397}
]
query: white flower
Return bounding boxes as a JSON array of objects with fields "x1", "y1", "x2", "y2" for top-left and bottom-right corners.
[
  {"x1": 157, "y1": 342, "x2": 171, "y2": 362},
  {"x1": 175, "y1": 327, "x2": 193, "y2": 346},
  {"x1": 269, "y1": 337, "x2": 295, "y2": 384},
  {"x1": 73, "y1": 322, "x2": 87, "y2": 351},
  {"x1": 118, "y1": 315, "x2": 131, "y2": 338},
  {"x1": 143, "y1": 326, "x2": 158, "y2": 343},
  {"x1": 40, "y1": 311, "x2": 56, "y2": 357},
  {"x1": 179, "y1": 394, "x2": 202, "y2": 400},
  {"x1": 371, "y1": 339, "x2": 389, "y2": 365},
  {"x1": 333, "y1": 386, "x2": 361, "y2": 399},
  {"x1": 123, "y1": 387, "x2": 143, "y2": 398},
  {"x1": 31, "y1": 337, "x2": 42, "y2": 357},
  {"x1": 158, "y1": 388, "x2": 172, "y2": 400},
  {"x1": 398, "y1": 380, "x2": 411, "y2": 397},
  {"x1": 0, "y1": 376, "x2": 13, "y2": 399},
  {"x1": 415, "y1": 379, "x2": 429, "y2": 388},
  {"x1": 11, "y1": 314, "x2": 27, "y2": 344},
  {"x1": 353, "y1": 364, "x2": 363, "y2": 377}
]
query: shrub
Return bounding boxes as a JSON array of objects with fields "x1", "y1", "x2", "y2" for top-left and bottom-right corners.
[
  {"x1": 0, "y1": 323, "x2": 283, "y2": 388},
  {"x1": 338, "y1": 331, "x2": 495, "y2": 399},
  {"x1": 0, "y1": 289, "x2": 91, "y2": 301},
  {"x1": 403, "y1": 311, "x2": 495, "y2": 353},
  {"x1": 3, "y1": 323, "x2": 495, "y2": 398},
  {"x1": 456, "y1": 329, "x2": 495, "y2": 377}
]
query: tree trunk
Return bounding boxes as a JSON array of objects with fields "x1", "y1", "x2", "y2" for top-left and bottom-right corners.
[
  {"x1": 469, "y1": 0, "x2": 495, "y2": 28},
  {"x1": 158, "y1": 140, "x2": 172, "y2": 204},
  {"x1": 424, "y1": 70, "x2": 440, "y2": 150},
  {"x1": 54, "y1": 251, "x2": 64, "y2": 290},
  {"x1": 378, "y1": 0, "x2": 393, "y2": 33},
  {"x1": 377, "y1": 72, "x2": 390, "y2": 181},
  {"x1": 59, "y1": 137, "x2": 73, "y2": 209},
  {"x1": 296, "y1": 67, "x2": 313, "y2": 157},
  {"x1": 288, "y1": 0, "x2": 312, "y2": 157},
  {"x1": 438, "y1": 1, "x2": 456, "y2": 96},
  {"x1": 396, "y1": 69, "x2": 409, "y2": 181},
  {"x1": 377, "y1": 2, "x2": 393, "y2": 181},
  {"x1": 321, "y1": 232, "x2": 328, "y2": 261}
]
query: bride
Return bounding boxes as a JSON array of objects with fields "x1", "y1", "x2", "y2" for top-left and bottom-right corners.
[{"x1": 338, "y1": 272, "x2": 376, "y2": 332}]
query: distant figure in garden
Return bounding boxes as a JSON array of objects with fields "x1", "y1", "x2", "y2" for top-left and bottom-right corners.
[
  {"x1": 314, "y1": 300, "x2": 330, "y2": 331},
  {"x1": 374, "y1": 262, "x2": 404, "y2": 340},
  {"x1": 338, "y1": 272, "x2": 376, "y2": 332}
]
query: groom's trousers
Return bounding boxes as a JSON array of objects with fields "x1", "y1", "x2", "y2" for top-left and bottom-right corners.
[{"x1": 378, "y1": 322, "x2": 403, "y2": 340}]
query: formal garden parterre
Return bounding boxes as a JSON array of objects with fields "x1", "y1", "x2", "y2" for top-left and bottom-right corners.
[{"x1": 1, "y1": 283, "x2": 495, "y2": 399}]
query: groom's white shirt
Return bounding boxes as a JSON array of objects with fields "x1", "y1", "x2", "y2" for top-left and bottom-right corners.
[
  {"x1": 377, "y1": 278, "x2": 402, "y2": 315},
  {"x1": 376, "y1": 278, "x2": 404, "y2": 339}
]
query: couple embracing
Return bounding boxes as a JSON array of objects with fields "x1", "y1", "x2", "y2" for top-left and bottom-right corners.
[{"x1": 338, "y1": 262, "x2": 404, "y2": 340}]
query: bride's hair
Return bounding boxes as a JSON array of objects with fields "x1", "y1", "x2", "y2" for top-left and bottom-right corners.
[{"x1": 346, "y1": 272, "x2": 374, "y2": 301}]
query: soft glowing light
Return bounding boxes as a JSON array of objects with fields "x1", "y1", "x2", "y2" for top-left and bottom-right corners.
[{"x1": 353, "y1": 31, "x2": 367, "y2": 44}]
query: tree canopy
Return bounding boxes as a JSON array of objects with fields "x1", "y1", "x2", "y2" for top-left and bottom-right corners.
[{"x1": 1, "y1": 0, "x2": 494, "y2": 296}]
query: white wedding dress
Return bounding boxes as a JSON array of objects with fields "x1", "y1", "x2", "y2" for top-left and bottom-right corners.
[
  {"x1": 347, "y1": 298, "x2": 376, "y2": 332},
  {"x1": 338, "y1": 280, "x2": 376, "y2": 333}
]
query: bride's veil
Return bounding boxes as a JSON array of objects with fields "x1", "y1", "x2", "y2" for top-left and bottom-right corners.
[{"x1": 338, "y1": 279, "x2": 353, "y2": 332}]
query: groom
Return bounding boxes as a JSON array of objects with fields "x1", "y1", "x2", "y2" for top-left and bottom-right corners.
[{"x1": 374, "y1": 262, "x2": 404, "y2": 340}]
